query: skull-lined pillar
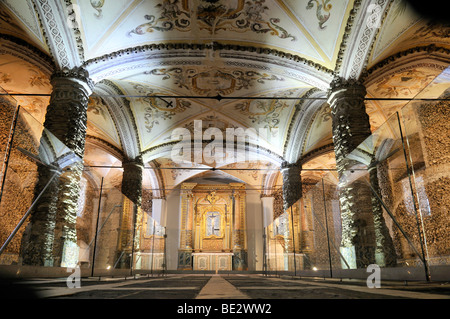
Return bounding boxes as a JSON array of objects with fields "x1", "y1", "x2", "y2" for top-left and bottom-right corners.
[
  {"x1": 230, "y1": 183, "x2": 247, "y2": 271},
  {"x1": 328, "y1": 80, "x2": 396, "y2": 268},
  {"x1": 178, "y1": 183, "x2": 196, "y2": 270},
  {"x1": 21, "y1": 67, "x2": 92, "y2": 267},
  {"x1": 281, "y1": 161, "x2": 302, "y2": 211}
]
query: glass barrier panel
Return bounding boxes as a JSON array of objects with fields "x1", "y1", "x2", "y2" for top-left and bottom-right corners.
[
  {"x1": 320, "y1": 173, "x2": 351, "y2": 272},
  {"x1": 83, "y1": 166, "x2": 167, "y2": 277},
  {"x1": 399, "y1": 67, "x2": 450, "y2": 280},
  {"x1": 299, "y1": 179, "x2": 333, "y2": 276},
  {"x1": 0, "y1": 107, "x2": 82, "y2": 268},
  {"x1": 135, "y1": 213, "x2": 166, "y2": 273},
  {"x1": 341, "y1": 108, "x2": 429, "y2": 280}
]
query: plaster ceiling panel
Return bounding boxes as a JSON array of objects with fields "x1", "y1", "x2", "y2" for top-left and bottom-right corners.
[
  {"x1": 114, "y1": 80, "x2": 210, "y2": 151},
  {"x1": 0, "y1": 0, "x2": 49, "y2": 54},
  {"x1": 282, "y1": 0, "x2": 354, "y2": 66},
  {"x1": 155, "y1": 157, "x2": 211, "y2": 190},
  {"x1": 412, "y1": 66, "x2": 450, "y2": 99},
  {"x1": 367, "y1": 65, "x2": 441, "y2": 100},
  {"x1": 369, "y1": 0, "x2": 422, "y2": 67},
  {"x1": 216, "y1": 160, "x2": 277, "y2": 189},
  {"x1": 215, "y1": 97, "x2": 301, "y2": 156},
  {"x1": 88, "y1": 0, "x2": 329, "y2": 64},
  {"x1": 86, "y1": 96, "x2": 123, "y2": 149},
  {"x1": 302, "y1": 151, "x2": 336, "y2": 181},
  {"x1": 76, "y1": 0, "x2": 140, "y2": 57},
  {"x1": 149, "y1": 110, "x2": 246, "y2": 147},
  {"x1": 302, "y1": 102, "x2": 332, "y2": 154},
  {"x1": 0, "y1": 54, "x2": 51, "y2": 123},
  {"x1": 84, "y1": 143, "x2": 123, "y2": 188},
  {"x1": 118, "y1": 62, "x2": 312, "y2": 99}
]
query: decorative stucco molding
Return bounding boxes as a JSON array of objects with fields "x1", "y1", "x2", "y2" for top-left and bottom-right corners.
[
  {"x1": 93, "y1": 80, "x2": 141, "y2": 160},
  {"x1": 33, "y1": 0, "x2": 82, "y2": 69}
]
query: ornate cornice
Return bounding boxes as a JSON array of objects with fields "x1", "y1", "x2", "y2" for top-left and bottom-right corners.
[
  {"x1": 335, "y1": 0, "x2": 392, "y2": 80},
  {"x1": 141, "y1": 140, "x2": 284, "y2": 165},
  {"x1": 283, "y1": 88, "x2": 321, "y2": 158},
  {"x1": 83, "y1": 42, "x2": 333, "y2": 75},
  {"x1": 33, "y1": 0, "x2": 82, "y2": 69},
  {"x1": 0, "y1": 33, "x2": 54, "y2": 75},
  {"x1": 365, "y1": 44, "x2": 450, "y2": 80},
  {"x1": 85, "y1": 135, "x2": 125, "y2": 161},
  {"x1": 83, "y1": 42, "x2": 333, "y2": 89},
  {"x1": 94, "y1": 79, "x2": 141, "y2": 160},
  {"x1": 212, "y1": 42, "x2": 333, "y2": 75},
  {"x1": 298, "y1": 143, "x2": 335, "y2": 166},
  {"x1": 62, "y1": 0, "x2": 85, "y2": 63},
  {"x1": 334, "y1": 0, "x2": 363, "y2": 75},
  {"x1": 51, "y1": 65, "x2": 94, "y2": 90}
]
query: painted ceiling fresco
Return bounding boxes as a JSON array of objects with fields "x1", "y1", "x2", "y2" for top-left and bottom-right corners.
[
  {"x1": 1, "y1": 0, "x2": 449, "y2": 193},
  {"x1": 0, "y1": 0, "x2": 49, "y2": 54},
  {"x1": 75, "y1": 0, "x2": 353, "y2": 68},
  {"x1": 0, "y1": 53, "x2": 51, "y2": 125}
]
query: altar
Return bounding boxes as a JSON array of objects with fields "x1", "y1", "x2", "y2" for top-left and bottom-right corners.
[
  {"x1": 192, "y1": 253, "x2": 233, "y2": 271},
  {"x1": 178, "y1": 183, "x2": 248, "y2": 271}
]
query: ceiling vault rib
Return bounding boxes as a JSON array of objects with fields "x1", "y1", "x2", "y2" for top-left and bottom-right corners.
[{"x1": 275, "y1": 0, "x2": 330, "y2": 64}]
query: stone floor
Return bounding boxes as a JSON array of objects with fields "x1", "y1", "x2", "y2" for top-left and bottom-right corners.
[{"x1": 2, "y1": 273, "x2": 450, "y2": 300}]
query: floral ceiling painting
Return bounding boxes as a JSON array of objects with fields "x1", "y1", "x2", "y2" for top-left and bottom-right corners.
[{"x1": 128, "y1": 0, "x2": 296, "y2": 41}]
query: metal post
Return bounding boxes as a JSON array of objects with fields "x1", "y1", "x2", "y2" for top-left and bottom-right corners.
[
  {"x1": 266, "y1": 227, "x2": 270, "y2": 275},
  {"x1": 261, "y1": 199, "x2": 267, "y2": 276},
  {"x1": 322, "y1": 179, "x2": 333, "y2": 278},
  {"x1": 274, "y1": 227, "x2": 278, "y2": 277},
  {"x1": 231, "y1": 190, "x2": 235, "y2": 269},
  {"x1": 130, "y1": 204, "x2": 138, "y2": 276},
  {"x1": 91, "y1": 177, "x2": 103, "y2": 277},
  {"x1": 0, "y1": 105, "x2": 21, "y2": 206},
  {"x1": 290, "y1": 206, "x2": 297, "y2": 276},
  {"x1": 151, "y1": 219, "x2": 156, "y2": 276},
  {"x1": 163, "y1": 227, "x2": 167, "y2": 276}
]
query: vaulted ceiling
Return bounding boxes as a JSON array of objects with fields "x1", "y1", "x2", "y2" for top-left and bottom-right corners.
[{"x1": 0, "y1": 0, "x2": 449, "y2": 194}]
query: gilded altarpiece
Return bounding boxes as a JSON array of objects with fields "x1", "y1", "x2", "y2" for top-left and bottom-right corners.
[{"x1": 178, "y1": 183, "x2": 247, "y2": 271}]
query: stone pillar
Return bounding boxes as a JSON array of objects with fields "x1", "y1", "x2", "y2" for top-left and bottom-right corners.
[
  {"x1": 281, "y1": 161, "x2": 302, "y2": 211},
  {"x1": 328, "y1": 79, "x2": 396, "y2": 268},
  {"x1": 121, "y1": 156, "x2": 144, "y2": 206},
  {"x1": 230, "y1": 183, "x2": 247, "y2": 270},
  {"x1": 178, "y1": 183, "x2": 196, "y2": 270},
  {"x1": 21, "y1": 67, "x2": 92, "y2": 267}
]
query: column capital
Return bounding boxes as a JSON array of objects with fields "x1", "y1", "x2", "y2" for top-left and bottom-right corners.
[
  {"x1": 280, "y1": 161, "x2": 302, "y2": 171},
  {"x1": 122, "y1": 154, "x2": 144, "y2": 169},
  {"x1": 51, "y1": 66, "x2": 94, "y2": 94},
  {"x1": 327, "y1": 77, "x2": 367, "y2": 109}
]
